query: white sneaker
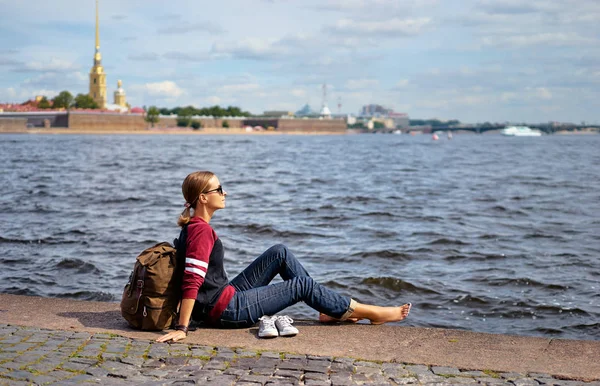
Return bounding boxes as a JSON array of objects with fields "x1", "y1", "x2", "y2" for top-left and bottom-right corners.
[
  {"x1": 258, "y1": 316, "x2": 279, "y2": 338},
  {"x1": 275, "y1": 315, "x2": 299, "y2": 337}
]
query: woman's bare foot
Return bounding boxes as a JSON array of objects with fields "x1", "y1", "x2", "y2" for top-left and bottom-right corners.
[
  {"x1": 369, "y1": 303, "x2": 411, "y2": 325},
  {"x1": 319, "y1": 313, "x2": 361, "y2": 323}
]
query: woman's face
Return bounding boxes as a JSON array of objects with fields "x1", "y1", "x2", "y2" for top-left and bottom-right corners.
[{"x1": 202, "y1": 175, "x2": 227, "y2": 211}]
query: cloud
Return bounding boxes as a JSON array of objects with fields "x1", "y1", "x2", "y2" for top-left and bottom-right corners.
[
  {"x1": 0, "y1": 58, "x2": 22, "y2": 66},
  {"x1": 13, "y1": 58, "x2": 79, "y2": 73},
  {"x1": 134, "y1": 81, "x2": 185, "y2": 98},
  {"x1": 205, "y1": 96, "x2": 221, "y2": 104},
  {"x1": 481, "y1": 32, "x2": 597, "y2": 48},
  {"x1": 211, "y1": 39, "x2": 285, "y2": 60},
  {"x1": 395, "y1": 79, "x2": 409, "y2": 88},
  {"x1": 344, "y1": 79, "x2": 379, "y2": 90},
  {"x1": 216, "y1": 83, "x2": 261, "y2": 93},
  {"x1": 111, "y1": 15, "x2": 127, "y2": 21},
  {"x1": 158, "y1": 21, "x2": 224, "y2": 35},
  {"x1": 128, "y1": 53, "x2": 161, "y2": 61},
  {"x1": 163, "y1": 51, "x2": 211, "y2": 62},
  {"x1": 326, "y1": 17, "x2": 431, "y2": 37}
]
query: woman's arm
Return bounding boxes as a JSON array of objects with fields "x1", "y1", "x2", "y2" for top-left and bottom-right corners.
[{"x1": 156, "y1": 298, "x2": 195, "y2": 342}]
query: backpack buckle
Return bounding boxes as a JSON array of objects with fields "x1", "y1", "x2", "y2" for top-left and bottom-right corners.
[{"x1": 136, "y1": 279, "x2": 144, "y2": 289}]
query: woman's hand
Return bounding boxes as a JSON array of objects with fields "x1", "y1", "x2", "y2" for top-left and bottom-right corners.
[{"x1": 156, "y1": 330, "x2": 187, "y2": 343}]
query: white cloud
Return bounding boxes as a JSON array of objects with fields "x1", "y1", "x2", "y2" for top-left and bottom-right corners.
[
  {"x1": 345, "y1": 79, "x2": 379, "y2": 90},
  {"x1": 19, "y1": 58, "x2": 79, "y2": 73},
  {"x1": 291, "y1": 88, "x2": 306, "y2": 97},
  {"x1": 217, "y1": 83, "x2": 261, "y2": 93},
  {"x1": 137, "y1": 81, "x2": 184, "y2": 98},
  {"x1": 481, "y1": 32, "x2": 596, "y2": 48},
  {"x1": 206, "y1": 96, "x2": 221, "y2": 104},
  {"x1": 327, "y1": 17, "x2": 431, "y2": 37}
]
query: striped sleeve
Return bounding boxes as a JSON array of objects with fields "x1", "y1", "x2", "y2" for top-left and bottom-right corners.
[{"x1": 181, "y1": 223, "x2": 216, "y2": 300}]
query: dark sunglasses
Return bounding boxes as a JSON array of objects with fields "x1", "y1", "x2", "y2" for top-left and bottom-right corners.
[{"x1": 203, "y1": 185, "x2": 224, "y2": 195}]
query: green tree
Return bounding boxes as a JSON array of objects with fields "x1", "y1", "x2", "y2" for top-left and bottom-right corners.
[
  {"x1": 177, "y1": 116, "x2": 191, "y2": 127},
  {"x1": 52, "y1": 91, "x2": 74, "y2": 109},
  {"x1": 145, "y1": 106, "x2": 160, "y2": 128},
  {"x1": 222, "y1": 120, "x2": 229, "y2": 128},
  {"x1": 74, "y1": 94, "x2": 99, "y2": 109},
  {"x1": 191, "y1": 120, "x2": 201, "y2": 130},
  {"x1": 37, "y1": 96, "x2": 51, "y2": 109},
  {"x1": 373, "y1": 121, "x2": 385, "y2": 129}
]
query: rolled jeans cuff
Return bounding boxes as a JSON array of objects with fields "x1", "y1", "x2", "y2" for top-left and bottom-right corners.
[{"x1": 339, "y1": 298, "x2": 357, "y2": 321}]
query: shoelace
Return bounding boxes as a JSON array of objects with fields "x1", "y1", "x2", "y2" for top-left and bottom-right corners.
[
  {"x1": 277, "y1": 315, "x2": 294, "y2": 327},
  {"x1": 260, "y1": 316, "x2": 276, "y2": 329}
]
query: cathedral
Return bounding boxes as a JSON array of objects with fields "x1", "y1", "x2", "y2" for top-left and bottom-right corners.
[{"x1": 89, "y1": 0, "x2": 128, "y2": 112}]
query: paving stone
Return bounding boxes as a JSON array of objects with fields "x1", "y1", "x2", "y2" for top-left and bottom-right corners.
[
  {"x1": 475, "y1": 376, "x2": 509, "y2": 385},
  {"x1": 432, "y1": 366, "x2": 462, "y2": 376},
  {"x1": 304, "y1": 380, "x2": 331, "y2": 386},
  {"x1": 261, "y1": 351, "x2": 283, "y2": 359},
  {"x1": 120, "y1": 355, "x2": 145, "y2": 366},
  {"x1": 330, "y1": 362, "x2": 354, "y2": 373},
  {"x1": 203, "y1": 360, "x2": 228, "y2": 370},
  {"x1": 3, "y1": 343, "x2": 37, "y2": 352},
  {"x1": 304, "y1": 363, "x2": 331, "y2": 374},
  {"x1": 60, "y1": 360, "x2": 91, "y2": 372},
  {"x1": 459, "y1": 370, "x2": 487, "y2": 377},
  {"x1": 390, "y1": 376, "x2": 419, "y2": 384},
  {"x1": 405, "y1": 364, "x2": 432, "y2": 376},
  {"x1": 501, "y1": 372, "x2": 526, "y2": 380},
  {"x1": 329, "y1": 373, "x2": 353, "y2": 386},
  {"x1": 240, "y1": 373, "x2": 271, "y2": 384},
  {"x1": 142, "y1": 368, "x2": 171, "y2": 378},
  {"x1": 275, "y1": 369, "x2": 303, "y2": 379},
  {"x1": 513, "y1": 378, "x2": 544, "y2": 386},
  {"x1": 205, "y1": 374, "x2": 237, "y2": 385},
  {"x1": 303, "y1": 371, "x2": 329, "y2": 381},
  {"x1": 86, "y1": 366, "x2": 111, "y2": 378}
]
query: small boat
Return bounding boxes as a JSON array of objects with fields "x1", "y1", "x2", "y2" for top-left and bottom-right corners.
[
  {"x1": 432, "y1": 133, "x2": 439, "y2": 140},
  {"x1": 501, "y1": 126, "x2": 542, "y2": 136},
  {"x1": 447, "y1": 131, "x2": 453, "y2": 139}
]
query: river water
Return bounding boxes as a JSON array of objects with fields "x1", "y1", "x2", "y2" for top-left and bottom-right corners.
[{"x1": 1, "y1": 133, "x2": 599, "y2": 340}]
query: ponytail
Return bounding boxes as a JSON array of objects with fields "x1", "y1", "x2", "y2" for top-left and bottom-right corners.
[{"x1": 177, "y1": 207, "x2": 192, "y2": 227}]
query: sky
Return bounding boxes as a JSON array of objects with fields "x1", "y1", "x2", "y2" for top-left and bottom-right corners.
[{"x1": 0, "y1": 0, "x2": 599, "y2": 123}]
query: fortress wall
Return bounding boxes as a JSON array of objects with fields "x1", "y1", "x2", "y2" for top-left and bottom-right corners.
[
  {"x1": 0, "y1": 118, "x2": 27, "y2": 132},
  {"x1": 69, "y1": 113, "x2": 149, "y2": 131},
  {"x1": 277, "y1": 118, "x2": 347, "y2": 132}
]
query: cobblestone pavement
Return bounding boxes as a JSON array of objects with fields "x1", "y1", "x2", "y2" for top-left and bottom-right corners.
[{"x1": 1, "y1": 325, "x2": 599, "y2": 386}]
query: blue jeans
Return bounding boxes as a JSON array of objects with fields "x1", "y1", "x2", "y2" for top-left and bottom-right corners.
[{"x1": 217, "y1": 244, "x2": 354, "y2": 328}]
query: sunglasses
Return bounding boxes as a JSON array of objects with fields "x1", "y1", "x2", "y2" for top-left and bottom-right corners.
[{"x1": 203, "y1": 185, "x2": 224, "y2": 195}]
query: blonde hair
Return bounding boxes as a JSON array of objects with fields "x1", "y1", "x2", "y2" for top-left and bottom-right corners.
[{"x1": 178, "y1": 171, "x2": 215, "y2": 227}]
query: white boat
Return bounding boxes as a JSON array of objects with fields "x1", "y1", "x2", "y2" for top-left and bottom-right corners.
[{"x1": 501, "y1": 126, "x2": 542, "y2": 136}]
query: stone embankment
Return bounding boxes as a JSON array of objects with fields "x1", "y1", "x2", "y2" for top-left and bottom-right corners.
[{"x1": 0, "y1": 294, "x2": 599, "y2": 385}]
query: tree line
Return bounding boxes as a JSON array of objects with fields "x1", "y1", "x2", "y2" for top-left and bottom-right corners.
[
  {"x1": 36, "y1": 91, "x2": 98, "y2": 109},
  {"x1": 156, "y1": 105, "x2": 251, "y2": 118}
]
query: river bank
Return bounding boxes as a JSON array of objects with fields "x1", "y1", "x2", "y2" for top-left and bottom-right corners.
[{"x1": 1, "y1": 294, "x2": 599, "y2": 384}]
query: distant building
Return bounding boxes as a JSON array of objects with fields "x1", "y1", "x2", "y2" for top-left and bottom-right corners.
[
  {"x1": 263, "y1": 110, "x2": 293, "y2": 117},
  {"x1": 388, "y1": 112, "x2": 409, "y2": 129},
  {"x1": 360, "y1": 104, "x2": 393, "y2": 117},
  {"x1": 114, "y1": 80, "x2": 127, "y2": 108},
  {"x1": 295, "y1": 103, "x2": 318, "y2": 117}
]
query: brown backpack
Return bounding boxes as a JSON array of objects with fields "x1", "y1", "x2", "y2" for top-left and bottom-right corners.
[{"x1": 120, "y1": 241, "x2": 184, "y2": 330}]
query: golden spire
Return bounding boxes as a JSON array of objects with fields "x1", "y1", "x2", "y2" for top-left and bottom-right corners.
[{"x1": 94, "y1": 0, "x2": 102, "y2": 65}]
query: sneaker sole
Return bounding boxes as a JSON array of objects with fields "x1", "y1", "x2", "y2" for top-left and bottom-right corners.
[
  {"x1": 258, "y1": 332, "x2": 279, "y2": 338},
  {"x1": 278, "y1": 331, "x2": 298, "y2": 337}
]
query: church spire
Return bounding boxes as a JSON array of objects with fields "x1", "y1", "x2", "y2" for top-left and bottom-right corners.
[
  {"x1": 94, "y1": 0, "x2": 102, "y2": 65},
  {"x1": 89, "y1": 0, "x2": 106, "y2": 108}
]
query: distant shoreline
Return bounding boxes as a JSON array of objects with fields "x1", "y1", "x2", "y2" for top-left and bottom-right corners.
[{"x1": 1, "y1": 127, "x2": 348, "y2": 135}]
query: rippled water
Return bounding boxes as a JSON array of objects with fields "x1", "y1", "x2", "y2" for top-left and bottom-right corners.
[{"x1": 1, "y1": 133, "x2": 599, "y2": 340}]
